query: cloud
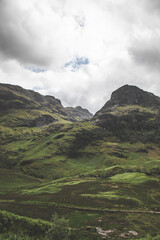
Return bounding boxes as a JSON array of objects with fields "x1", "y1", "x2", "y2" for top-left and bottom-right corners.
[
  {"x1": 0, "y1": 0, "x2": 51, "y2": 66},
  {"x1": 0, "y1": 0, "x2": 80, "y2": 68},
  {"x1": 128, "y1": 1, "x2": 160, "y2": 72},
  {"x1": 129, "y1": 34, "x2": 160, "y2": 71},
  {"x1": 143, "y1": 0, "x2": 160, "y2": 13},
  {"x1": 0, "y1": 0, "x2": 160, "y2": 113}
]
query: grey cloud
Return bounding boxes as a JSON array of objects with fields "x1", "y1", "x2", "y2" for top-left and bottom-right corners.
[
  {"x1": 1, "y1": 0, "x2": 160, "y2": 114},
  {"x1": 0, "y1": 0, "x2": 52, "y2": 66},
  {"x1": 143, "y1": 0, "x2": 160, "y2": 12},
  {"x1": 129, "y1": 36, "x2": 160, "y2": 71}
]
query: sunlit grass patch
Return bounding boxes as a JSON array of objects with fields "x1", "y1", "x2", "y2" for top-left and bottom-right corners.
[
  {"x1": 21, "y1": 178, "x2": 94, "y2": 194},
  {"x1": 109, "y1": 172, "x2": 158, "y2": 185},
  {"x1": 81, "y1": 190, "x2": 143, "y2": 206}
]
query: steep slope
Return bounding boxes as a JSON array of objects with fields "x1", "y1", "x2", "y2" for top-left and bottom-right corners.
[
  {"x1": 65, "y1": 106, "x2": 93, "y2": 122},
  {"x1": 0, "y1": 83, "x2": 96, "y2": 177},
  {"x1": 1, "y1": 84, "x2": 160, "y2": 239},
  {"x1": 1, "y1": 83, "x2": 160, "y2": 179},
  {"x1": 0, "y1": 83, "x2": 69, "y2": 127},
  {"x1": 98, "y1": 84, "x2": 160, "y2": 112},
  {"x1": 94, "y1": 85, "x2": 160, "y2": 142}
]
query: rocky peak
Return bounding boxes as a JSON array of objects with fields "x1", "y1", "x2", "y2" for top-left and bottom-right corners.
[
  {"x1": 94, "y1": 85, "x2": 160, "y2": 137},
  {"x1": 99, "y1": 85, "x2": 160, "y2": 113}
]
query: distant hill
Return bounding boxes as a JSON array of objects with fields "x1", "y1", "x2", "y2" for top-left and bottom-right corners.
[
  {"x1": 1, "y1": 82, "x2": 160, "y2": 178},
  {"x1": 65, "y1": 106, "x2": 93, "y2": 122},
  {"x1": 1, "y1": 83, "x2": 160, "y2": 239}
]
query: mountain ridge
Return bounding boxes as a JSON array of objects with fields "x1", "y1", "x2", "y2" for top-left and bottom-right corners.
[
  {"x1": 93, "y1": 84, "x2": 160, "y2": 143},
  {"x1": 96, "y1": 84, "x2": 160, "y2": 116},
  {"x1": 0, "y1": 83, "x2": 92, "y2": 126},
  {"x1": 1, "y1": 82, "x2": 160, "y2": 239}
]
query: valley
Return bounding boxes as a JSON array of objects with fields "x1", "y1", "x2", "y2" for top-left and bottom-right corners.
[{"x1": 0, "y1": 83, "x2": 160, "y2": 239}]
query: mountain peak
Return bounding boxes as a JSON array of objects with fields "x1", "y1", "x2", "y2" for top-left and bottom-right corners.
[{"x1": 99, "y1": 84, "x2": 160, "y2": 112}]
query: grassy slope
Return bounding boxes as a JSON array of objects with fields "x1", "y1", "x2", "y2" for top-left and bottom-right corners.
[
  {"x1": 1, "y1": 103, "x2": 160, "y2": 238},
  {"x1": 0, "y1": 168, "x2": 43, "y2": 193}
]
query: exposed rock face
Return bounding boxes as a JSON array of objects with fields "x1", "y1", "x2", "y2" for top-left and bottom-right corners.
[
  {"x1": 97, "y1": 85, "x2": 160, "y2": 114},
  {"x1": 94, "y1": 85, "x2": 160, "y2": 141},
  {"x1": 65, "y1": 106, "x2": 93, "y2": 122},
  {"x1": 95, "y1": 110, "x2": 160, "y2": 131}
]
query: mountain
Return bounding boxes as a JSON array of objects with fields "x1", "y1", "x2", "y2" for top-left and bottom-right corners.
[
  {"x1": 0, "y1": 83, "x2": 95, "y2": 175},
  {"x1": 98, "y1": 84, "x2": 160, "y2": 112},
  {"x1": 1, "y1": 83, "x2": 160, "y2": 239},
  {"x1": 0, "y1": 83, "x2": 69, "y2": 127},
  {"x1": 0, "y1": 83, "x2": 93, "y2": 127},
  {"x1": 94, "y1": 85, "x2": 160, "y2": 142},
  {"x1": 65, "y1": 106, "x2": 93, "y2": 122}
]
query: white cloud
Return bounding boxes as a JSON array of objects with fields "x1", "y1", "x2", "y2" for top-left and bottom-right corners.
[{"x1": 0, "y1": 0, "x2": 160, "y2": 113}]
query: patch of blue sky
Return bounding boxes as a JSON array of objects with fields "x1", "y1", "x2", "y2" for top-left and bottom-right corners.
[
  {"x1": 25, "y1": 65, "x2": 46, "y2": 73},
  {"x1": 65, "y1": 57, "x2": 89, "y2": 71},
  {"x1": 75, "y1": 16, "x2": 85, "y2": 27},
  {"x1": 33, "y1": 86, "x2": 42, "y2": 91}
]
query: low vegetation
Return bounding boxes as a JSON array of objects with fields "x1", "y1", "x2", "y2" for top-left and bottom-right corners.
[{"x1": 1, "y1": 84, "x2": 160, "y2": 239}]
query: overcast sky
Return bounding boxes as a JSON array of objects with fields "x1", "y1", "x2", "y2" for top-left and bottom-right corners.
[{"x1": 0, "y1": 0, "x2": 160, "y2": 113}]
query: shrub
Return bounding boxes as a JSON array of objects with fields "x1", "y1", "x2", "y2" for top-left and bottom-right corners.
[{"x1": 45, "y1": 213, "x2": 71, "y2": 240}]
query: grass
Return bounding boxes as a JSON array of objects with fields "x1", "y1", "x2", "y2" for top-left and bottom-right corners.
[
  {"x1": 1, "y1": 88, "x2": 160, "y2": 239},
  {"x1": 136, "y1": 235, "x2": 160, "y2": 240},
  {"x1": 21, "y1": 178, "x2": 94, "y2": 194},
  {"x1": 0, "y1": 210, "x2": 50, "y2": 237},
  {"x1": 0, "y1": 168, "x2": 43, "y2": 193},
  {"x1": 1, "y1": 116, "x2": 160, "y2": 180},
  {"x1": 0, "y1": 233, "x2": 36, "y2": 240},
  {"x1": 1, "y1": 177, "x2": 160, "y2": 239},
  {"x1": 109, "y1": 172, "x2": 158, "y2": 185},
  {"x1": 106, "y1": 105, "x2": 156, "y2": 116},
  {"x1": 81, "y1": 191, "x2": 143, "y2": 206},
  {"x1": 69, "y1": 212, "x2": 99, "y2": 227}
]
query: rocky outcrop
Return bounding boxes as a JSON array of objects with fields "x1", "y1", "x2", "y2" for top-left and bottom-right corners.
[
  {"x1": 94, "y1": 85, "x2": 160, "y2": 142},
  {"x1": 95, "y1": 110, "x2": 160, "y2": 131},
  {"x1": 96, "y1": 85, "x2": 160, "y2": 115}
]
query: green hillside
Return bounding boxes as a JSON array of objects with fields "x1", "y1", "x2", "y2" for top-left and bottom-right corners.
[{"x1": 1, "y1": 83, "x2": 160, "y2": 239}]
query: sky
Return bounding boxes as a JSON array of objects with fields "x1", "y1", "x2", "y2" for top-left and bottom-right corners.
[{"x1": 0, "y1": 0, "x2": 160, "y2": 113}]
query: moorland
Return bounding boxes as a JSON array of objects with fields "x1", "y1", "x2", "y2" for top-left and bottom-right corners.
[{"x1": 1, "y1": 83, "x2": 160, "y2": 239}]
